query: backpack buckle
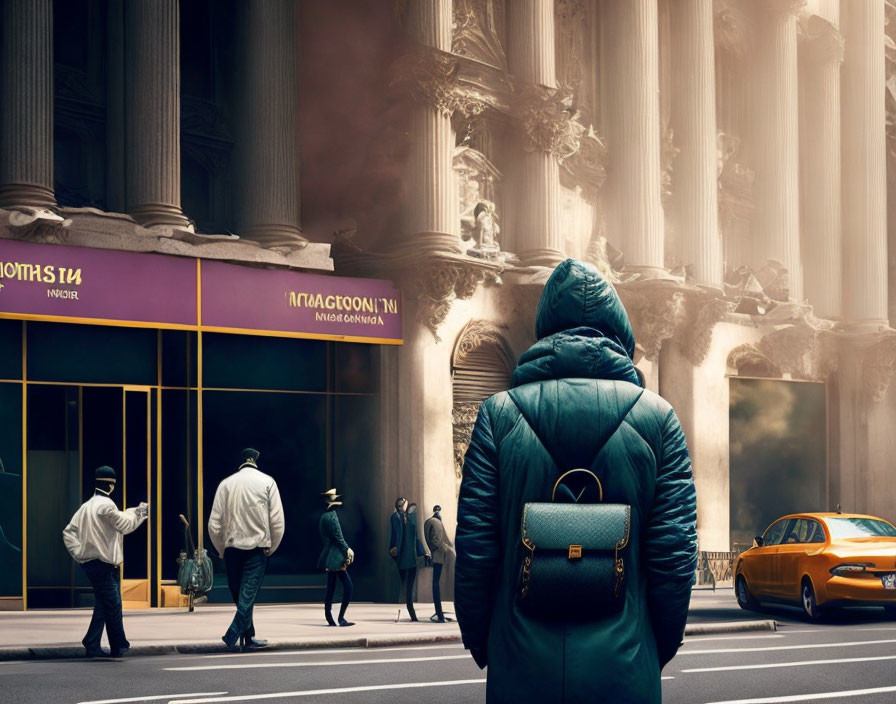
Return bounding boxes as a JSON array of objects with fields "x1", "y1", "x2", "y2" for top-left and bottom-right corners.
[{"x1": 568, "y1": 545, "x2": 582, "y2": 560}]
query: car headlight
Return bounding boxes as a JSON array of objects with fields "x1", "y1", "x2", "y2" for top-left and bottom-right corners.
[{"x1": 830, "y1": 563, "x2": 875, "y2": 576}]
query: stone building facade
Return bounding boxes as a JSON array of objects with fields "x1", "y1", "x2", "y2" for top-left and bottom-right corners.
[{"x1": 1, "y1": 0, "x2": 895, "y2": 605}]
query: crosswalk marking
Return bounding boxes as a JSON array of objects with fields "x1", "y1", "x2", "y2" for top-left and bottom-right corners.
[
  {"x1": 678, "y1": 637, "x2": 896, "y2": 655},
  {"x1": 75, "y1": 694, "x2": 227, "y2": 704},
  {"x1": 192, "y1": 643, "x2": 464, "y2": 660},
  {"x1": 166, "y1": 680, "x2": 487, "y2": 703},
  {"x1": 682, "y1": 653, "x2": 896, "y2": 672},
  {"x1": 166, "y1": 654, "x2": 470, "y2": 672},
  {"x1": 702, "y1": 684, "x2": 896, "y2": 703}
]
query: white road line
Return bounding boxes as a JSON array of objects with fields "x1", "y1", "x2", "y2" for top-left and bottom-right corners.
[
  {"x1": 703, "y1": 684, "x2": 896, "y2": 703},
  {"x1": 661, "y1": 676, "x2": 674, "y2": 680},
  {"x1": 775, "y1": 629, "x2": 821, "y2": 634},
  {"x1": 167, "y1": 679, "x2": 487, "y2": 703},
  {"x1": 678, "y1": 637, "x2": 896, "y2": 655},
  {"x1": 191, "y1": 643, "x2": 464, "y2": 660},
  {"x1": 75, "y1": 694, "x2": 227, "y2": 704},
  {"x1": 683, "y1": 653, "x2": 896, "y2": 672},
  {"x1": 683, "y1": 635, "x2": 785, "y2": 643},
  {"x1": 166, "y1": 654, "x2": 470, "y2": 672}
]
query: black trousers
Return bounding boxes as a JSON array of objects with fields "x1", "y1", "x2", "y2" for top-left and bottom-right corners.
[
  {"x1": 432, "y1": 562, "x2": 444, "y2": 617},
  {"x1": 325, "y1": 570, "x2": 353, "y2": 619},
  {"x1": 224, "y1": 547, "x2": 267, "y2": 642},
  {"x1": 81, "y1": 559, "x2": 128, "y2": 654},
  {"x1": 398, "y1": 567, "x2": 417, "y2": 610}
]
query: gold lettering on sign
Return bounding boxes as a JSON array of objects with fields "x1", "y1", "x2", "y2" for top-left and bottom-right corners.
[
  {"x1": 0, "y1": 261, "x2": 83, "y2": 286},
  {"x1": 286, "y1": 290, "x2": 399, "y2": 317}
]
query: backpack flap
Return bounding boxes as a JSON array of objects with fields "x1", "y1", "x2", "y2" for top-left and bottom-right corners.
[{"x1": 518, "y1": 502, "x2": 631, "y2": 620}]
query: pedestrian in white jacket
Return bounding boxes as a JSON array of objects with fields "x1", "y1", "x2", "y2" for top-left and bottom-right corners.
[
  {"x1": 62, "y1": 465, "x2": 147, "y2": 658},
  {"x1": 208, "y1": 447, "x2": 285, "y2": 652}
]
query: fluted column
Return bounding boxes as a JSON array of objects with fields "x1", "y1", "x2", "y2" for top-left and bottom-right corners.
[
  {"x1": 400, "y1": 0, "x2": 460, "y2": 253},
  {"x1": 124, "y1": 0, "x2": 189, "y2": 228},
  {"x1": 670, "y1": 0, "x2": 721, "y2": 286},
  {"x1": 234, "y1": 0, "x2": 305, "y2": 247},
  {"x1": 748, "y1": 0, "x2": 803, "y2": 300},
  {"x1": 0, "y1": 0, "x2": 56, "y2": 209},
  {"x1": 798, "y1": 17, "x2": 843, "y2": 319},
  {"x1": 841, "y1": 0, "x2": 888, "y2": 322},
  {"x1": 599, "y1": 0, "x2": 664, "y2": 273},
  {"x1": 506, "y1": 0, "x2": 564, "y2": 267}
]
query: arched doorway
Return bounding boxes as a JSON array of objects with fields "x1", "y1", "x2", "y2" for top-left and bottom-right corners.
[{"x1": 451, "y1": 321, "x2": 514, "y2": 494}]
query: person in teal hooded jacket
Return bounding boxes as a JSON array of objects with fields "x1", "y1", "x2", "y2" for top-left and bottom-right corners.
[{"x1": 455, "y1": 259, "x2": 697, "y2": 704}]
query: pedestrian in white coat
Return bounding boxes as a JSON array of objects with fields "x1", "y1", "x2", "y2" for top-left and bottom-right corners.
[
  {"x1": 62, "y1": 465, "x2": 147, "y2": 658},
  {"x1": 208, "y1": 447, "x2": 285, "y2": 652}
]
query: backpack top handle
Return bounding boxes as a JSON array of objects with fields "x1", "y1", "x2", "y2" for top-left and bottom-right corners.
[{"x1": 551, "y1": 468, "x2": 603, "y2": 503}]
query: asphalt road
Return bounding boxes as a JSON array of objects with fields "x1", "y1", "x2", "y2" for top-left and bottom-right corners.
[{"x1": 3, "y1": 597, "x2": 896, "y2": 704}]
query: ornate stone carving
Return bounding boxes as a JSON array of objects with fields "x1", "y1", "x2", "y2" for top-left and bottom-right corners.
[
  {"x1": 862, "y1": 336, "x2": 896, "y2": 403},
  {"x1": 452, "y1": 0, "x2": 508, "y2": 71},
  {"x1": 514, "y1": 83, "x2": 584, "y2": 160},
  {"x1": 455, "y1": 145, "x2": 502, "y2": 239},
  {"x1": 392, "y1": 44, "x2": 491, "y2": 120},
  {"x1": 454, "y1": 319, "x2": 507, "y2": 358},
  {"x1": 798, "y1": 16, "x2": 844, "y2": 64},
  {"x1": 727, "y1": 344, "x2": 780, "y2": 377},
  {"x1": 682, "y1": 297, "x2": 734, "y2": 367},
  {"x1": 6, "y1": 208, "x2": 72, "y2": 243},
  {"x1": 717, "y1": 131, "x2": 755, "y2": 269},
  {"x1": 618, "y1": 282, "x2": 688, "y2": 362},
  {"x1": 555, "y1": 0, "x2": 588, "y2": 97},
  {"x1": 452, "y1": 401, "x2": 482, "y2": 491},
  {"x1": 561, "y1": 125, "x2": 608, "y2": 196}
]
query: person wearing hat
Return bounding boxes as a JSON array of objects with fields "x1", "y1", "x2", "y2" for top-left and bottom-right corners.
[
  {"x1": 317, "y1": 488, "x2": 355, "y2": 626},
  {"x1": 208, "y1": 448, "x2": 285, "y2": 651},
  {"x1": 424, "y1": 505, "x2": 454, "y2": 623},
  {"x1": 62, "y1": 466, "x2": 148, "y2": 658}
]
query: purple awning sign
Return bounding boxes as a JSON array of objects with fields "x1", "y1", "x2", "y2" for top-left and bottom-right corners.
[
  {"x1": 0, "y1": 239, "x2": 197, "y2": 328},
  {"x1": 200, "y1": 259, "x2": 402, "y2": 344}
]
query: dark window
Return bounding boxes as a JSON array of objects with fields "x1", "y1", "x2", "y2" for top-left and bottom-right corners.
[{"x1": 203, "y1": 333, "x2": 326, "y2": 392}]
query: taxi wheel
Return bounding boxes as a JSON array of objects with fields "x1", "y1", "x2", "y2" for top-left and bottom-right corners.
[
  {"x1": 801, "y1": 580, "x2": 823, "y2": 621},
  {"x1": 736, "y1": 575, "x2": 758, "y2": 611}
]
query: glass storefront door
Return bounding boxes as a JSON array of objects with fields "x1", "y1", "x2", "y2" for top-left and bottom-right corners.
[{"x1": 26, "y1": 385, "x2": 153, "y2": 609}]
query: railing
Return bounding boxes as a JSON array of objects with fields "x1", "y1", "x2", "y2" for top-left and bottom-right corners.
[{"x1": 698, "y1": 551, "x2": 740, "y2": 589}]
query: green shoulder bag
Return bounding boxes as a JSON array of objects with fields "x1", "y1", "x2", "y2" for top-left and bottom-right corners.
[{"x1": 518, "y1": 468, "x2": 631, "y2": 619}]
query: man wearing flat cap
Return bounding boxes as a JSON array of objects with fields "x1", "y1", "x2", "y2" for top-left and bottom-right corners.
[
  {"x1": 63, "y1": 465, "x2": 148, "y2": 658},
  {"x1": 208, "y1": 448, "x2": 285, "y2": 651}
]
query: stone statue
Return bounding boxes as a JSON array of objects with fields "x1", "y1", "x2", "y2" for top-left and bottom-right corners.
[{"x1": 468, "y1": 200, "x2": 500, "y2": 260}]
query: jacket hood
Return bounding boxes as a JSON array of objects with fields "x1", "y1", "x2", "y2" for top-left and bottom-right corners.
[
  {"x1": 534, "y1": 258, "x2": 635, "y2": 358},
  {"x1": 511, "y1": 327, "x2": 639, "y2": 388}
]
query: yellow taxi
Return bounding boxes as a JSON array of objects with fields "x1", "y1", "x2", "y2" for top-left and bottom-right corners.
[{"x1": 734, "y1": 512, "x2": 896, "y2": 620}]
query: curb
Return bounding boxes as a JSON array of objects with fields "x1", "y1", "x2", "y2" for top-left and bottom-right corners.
[
  {"x1": 684, "y1": 620, "x2": 777, "y2": 636},
  {"x1": 0, "y1": 622, "x2": 777, "y2": 662},
  {"x1": 0, "y1": 633, "x2": 464, "y2": 662}
]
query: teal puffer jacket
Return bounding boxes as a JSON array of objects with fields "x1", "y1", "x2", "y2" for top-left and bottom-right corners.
[{"x1": 455, "y1": 259, "x2": 697, "y2": 704}]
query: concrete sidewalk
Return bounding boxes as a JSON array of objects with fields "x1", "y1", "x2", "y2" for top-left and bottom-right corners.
[{"x1": 0, "y1": 589, "x2": 775, "y2": 661}]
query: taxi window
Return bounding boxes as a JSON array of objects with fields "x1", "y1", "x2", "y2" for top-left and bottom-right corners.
[
  {"x1": 762, "y1": 519, "x2": 791, "y2": 546},
  {"x1": 826, "y1": 518, "x2": 896, "y2": 539},
  {"x1": 802, "y1": 520, "x2": 825, "y2": 543}
]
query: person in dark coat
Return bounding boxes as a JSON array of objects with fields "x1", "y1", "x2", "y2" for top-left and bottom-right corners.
[
  {"x1": 424, "y1": 504, "x2": 454, "y2": 622},
  {"x1": 455, "y1": 258, "x2": 698, "y2": 704},
  {"x1": 317, "y1": 488, "x2": 354, "y2": 627},
  {"x1": 388, "y1": 497, "x2": 430, "y2": 621}
]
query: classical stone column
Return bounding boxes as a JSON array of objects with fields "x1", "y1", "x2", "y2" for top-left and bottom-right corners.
[
  {"x1": 841, "y1": 0, "x2": 888, "y2": 323},
  {"x1": 798, "y1": 17, "x2": 843, "y2": 319},
  {"x1": 748, "y1": 0, "x2": 803, "y2": 300},
  {"x1": 234, "y1": 0, "x2": 305, "y2": 247},
  {"x1": 669, "y1": 0, "x2": 721, "y2": 287},
  {"x1": 124, "y1": 0, "x2": 189, "y2": 228},
  {"x1": 399, "y1": 0, "x2": 460, "y2": 253},
  {"x1": 599, "y1": 0, "x2": 664, "y2": 273},
  {"x1": 0, "y1": 0, "x2": 56, "y2": 209},
  {"x1": 506, "y1": 0, "x2": 565, "y2": 267}
]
